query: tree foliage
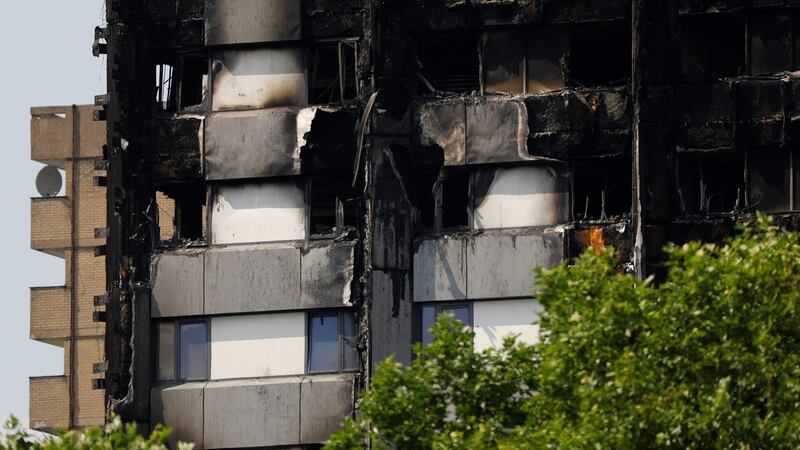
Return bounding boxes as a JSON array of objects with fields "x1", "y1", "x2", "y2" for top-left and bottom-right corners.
[
  {"x1": 326, "y1": 217, "x2": 800, "y2": 449},
  {"x1": 0, "y1": 415, "x2": 192, "y2": 450}
]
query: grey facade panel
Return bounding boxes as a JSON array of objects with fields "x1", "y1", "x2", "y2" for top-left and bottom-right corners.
[
  {"x1": 370, "y1": 270, "x2": 413, "y2": 369},
  {"x1": 203, "y1": 378, "x2": 301, "y2": 448},
  {"x1": 151, "y1": 383, "x2": 205, "y2": 449},
  {"x1": 205, "y1": 0, "x2": 301, "y2": 46},
  {"x1": 299, "y1": 374, "x2": 355, "y2": 443},
  {"x1": 413, "y1": 238, "x2": 467, "y2": 302},
  {"x1": 466, "y1": 100, "x2": 531, "y2": 164},
  {"x1": 300, "y1": 243, "x2": 355, "y2": 308},
  {"x1": 466, "y1": 230, "x2": 565, "y2": 299},
  {"x1": 204, "y1": 245, "x2": 301, "y2": 315},
  {"x1": 416, "y1": 100, "x2": 466, "y2": 165},
  {"x1": 205, "y1": 109, "x2": 300, "y2": 180},
  {"x1": 150, "y1": 252, "x2": 204, "y2": 318}
]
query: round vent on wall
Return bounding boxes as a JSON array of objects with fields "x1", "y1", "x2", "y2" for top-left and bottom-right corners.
[{"x1": 36, "y1": 165, "x2": 63, "y2": 197}]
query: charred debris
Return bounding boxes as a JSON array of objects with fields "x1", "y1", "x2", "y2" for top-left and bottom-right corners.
[{"x1": 94, "y1": 0, "x2": 800, "y2": 439}]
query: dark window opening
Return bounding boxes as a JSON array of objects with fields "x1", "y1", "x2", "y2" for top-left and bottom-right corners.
[
  {"x1": 155, "y1": 62, "x2": 177, "y2": 111},
  {"x1": 568, "y1": 23, "x2": 630, "y2": 87},
  {"x1": 414, "y1": 166, "x2": 439, "y2": 230},
  {"x1": 677, "y1": 150, "x2": 745, "y2": 216},
  {"x1": 179, "y1": 55, "x2": 209, "y2": 110},
  {"x1": 419, "y1": 303, "x2": 471, "y2": 347},
  {"x1": 441, "y1": 168, "x2": 469, "y2": 229},
  {"x1": 749, "y1": 12, "x2": 799, "y2": 75},
  {"x1": 573, "y1": 156, "x2": 632, "y2": 221},
  {"x1": 307, "y1": 311, "x2": 359, "y2": 373},
  {"x1": 309, "y1": 177, "x2": 357, "y2": 236},
  {"x1": 482, "y1": 31, "x2": 525, "y2": 94},
  {"x1": 747, "y1": 148, "x2": 793, "y2": 212},
  {"x1": 417, "y1": 33, "x2": 480, "y2": 94},
  {"x1": 527, "y1": 30, "x2": 567, "y2": 94},
  {"x1": 308, "y1": 41, "x2": 358, "y2": 105},
  {"x1": 679, "y1": 14, "x2": 745, "y2": 80}
]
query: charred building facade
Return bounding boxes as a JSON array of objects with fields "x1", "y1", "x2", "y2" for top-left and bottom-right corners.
[{"x1": 95, "y1": 0, "x2": 800, "y2": 447}]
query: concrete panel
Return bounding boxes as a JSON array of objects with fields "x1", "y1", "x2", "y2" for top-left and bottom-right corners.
[
  {"x1": 205, "y1": 0, "x2": 301, "y2": 46},
  {"x1": 299, "y1": 374, "x2": 355, "y2": 443},
  {"x1": 300, "y1": 243, "x2": 355, "y2": 308},
  {"x1": 204, "y1": 245, "x2": 301, "y2": 315},
  {"x1": 203, "y1": 378, "x2": 301, "y2": 448},
  {"x1": 211, "y1": 48, "x2": 307, "y2": 111},
  {"x1": 466, "y1": 231, "x2": 564, "y2": 299},
  {"x1": 151, "y1": 383, "x2": 205, "y2": 449},
  {"x1": 210, "y1": 313, "x2": 305, "y2": 379},
  {"x1": 413, "y1": 238, "x2": 467, "y2": 302},
  {"x1": 371, "y1": 270, "x2": 413, "y2": 368},
  {"x1": 150, "y1": 252, "x2": 204, "y2": 318},
  {"x1": 205, "y1": 109, "x2": 301, "y2": 180},
  {"x1": 472, "y1": 166, "x2": 570, "y2": 230},
  {"x1": 466, "y1": 100, "x2": 531, "y2": 164},
  {"x1": 473, "y1": 299, "x2": 543, "y2": 352},
  {"x1": 210, "y1": 181, "x2": 306, "y2": 245},
  {"x1": 417, "y1": 100, "x2": 466, "y2": 165}
]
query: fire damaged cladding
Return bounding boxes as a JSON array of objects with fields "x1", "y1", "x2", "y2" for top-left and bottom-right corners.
[{"x1": 100, "y1": 0, "x2": 800, "y2": 447}]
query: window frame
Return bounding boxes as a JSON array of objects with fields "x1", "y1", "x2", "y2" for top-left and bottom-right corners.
[
  {"x1": 155, "y1": 317, "x2": 210, "y2": 384},
  {"x1": 415, "y1": 302, "x2": 473, "y2": 347},
  {"x1": 306, "y1": 310, "x2": 360, "y2": 374}
]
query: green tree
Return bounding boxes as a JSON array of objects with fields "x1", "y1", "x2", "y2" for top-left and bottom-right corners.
[
  {"x1": 326, "y1": 216, "x2": 800, "y2": 449},
  {"x1": 0, "y1": 415, "x2": 193, "y2": 450}
]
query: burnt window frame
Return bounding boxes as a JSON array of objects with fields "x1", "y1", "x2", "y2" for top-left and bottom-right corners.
[
  {"x1": 307, "y1": 38, "x2": 360, "y2": 106},
  {"x1": 176, "y1": 53, "x2": 211, "y2": 112},
  {"x1": 306, "y1": 176, "x2": 358, "y2": 239},
  {"x1": 675, "y1": 148, "x2": 747, "y2": 217},
  {"x1": 571, "y1": 155, "x2": 633, "y2": 222},
  {"x1": 746, "y1": 146, "x2": 800, "y2": 213},
  {"x1": 306, "y1": 310, "x2": 360, "y2": 374},
  {"x1": 155, "y1": 317, "x2": 210, "y2": 384},
  {"x1": 414, "y1": 166, "x2": 472, "y2": 233}
]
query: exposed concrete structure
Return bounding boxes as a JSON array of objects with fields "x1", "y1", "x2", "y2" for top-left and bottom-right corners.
[{"x1": 91, "y1": 0, "x2": 800, "y2": 448}]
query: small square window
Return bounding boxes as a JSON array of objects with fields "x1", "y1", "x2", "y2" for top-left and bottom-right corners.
[
  {"x1": 419, "y1": 303, "x2": 471, "y2": 347},
  {"x1": 308, "y1": 311, "x2": 360, "y2": 373}
]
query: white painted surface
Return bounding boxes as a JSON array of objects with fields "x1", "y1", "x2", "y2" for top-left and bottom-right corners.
[
  {"x1": 473, "y1": 299, "x2": 542, "y2": 352},
  {"x1": 210, "y1": 313, "x2": 306, "y2": 380},
  {"x1": 472, "y1": 165, "x2": 569, "y2": 229},
  {"x1": 210, "y1": 181, "x2": 306, "y2": 244},
  {"x1": 212, "y1": 48, "x2": 307, "y2": 111}
]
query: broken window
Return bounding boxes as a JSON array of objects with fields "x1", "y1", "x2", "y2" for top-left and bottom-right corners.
[
  {"x1": 178, "y1": 55, "x2": 209, "y2": 110},
  {"x1": 482, "y1": 31, "x2": 525, "y2": 94},
  {"x1": 155, "y1": 62, "x2": 176, "y2": 111},
  {"x1": 419, "y1": 303, "x2": 470, "y2": 347},
  {"x1": 415, "y1": 167, "x2": 470, "y2": 231},
  {"x1": 156, "y1": 319, "x2": 209, "y2": 383},
  {"x1": 308, "y1": 41, "x2": 358, "y2": 104},
  {"x1": 679, "y1": 14, "x2": 745, "y2": 80},
  {"x1": 677, "y1": 150, "x2": 745, "y2": 216},
  {"x1": 749, "y1": 12, "x2": 793, "y2": 75},
  {"x1": 572, "y1": 156, "x2": 632, "y2": 221},
  {"x1": 156, "y1": 187, "x2": 205, "y2": 242},
  {"x1": 568, "y1": 22, "x2": 629, "y2": 87},
  {"x1": 527, "y1": 30, "x2": 567, "y2": 94},
  {"x1": 308, "y1": 176, "x2": 358, "y2": 236},
  {"x1": 747, "y1": 147, "x2": 794, "y2": 212},
  {"x1": 307, "y1": 311, "x2": 359, "y2": 373},
  {"x1": 417, "y1": 33, "x2": 480, "y2": 94}
]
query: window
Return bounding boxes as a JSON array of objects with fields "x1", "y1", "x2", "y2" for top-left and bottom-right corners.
[
  {"x1": 568, "y1": 22, "x2": 629, "y2": 87},
  {"x1": 419, "y1": 303, "x2": 471, "y2": 347},
  {"x1": 308, "y1": 311, "x2": 359, "y2": 373},
  {"x1": 747, "y1": 147, "x2": 800, "y2": 212},
  {"x1": 178, "y1": 55, "x2": 209, "y2": 111},
  {"x1": 308, "y1": 177, "x2": 358, "y2": 237},
  {"x1": 572, "y1": 156, "x2": 632, "y2": 221},
  {"x1": 157, "y1": 319, "x2": 208, "y2": 382},
  {"x1": 679, "y1": 14, "x2": 745, "y2": 80},
  {"x1": 308, "y1": 41, "x2": 358, "y2": 104},
  {"x1": 417, "y1": 33, "x2": 480, "y2": 94},
  {"x1": 677, "y1": 150, "x2": 745, "y2": 216},
  {"x1": 155, "y1": 62, "x2": 176, "y2": 111},
  {"x1": 482, "y1": 31, "x2": 526, "y2": 95},
  {"x1": 415, "y1": 167, "x2": 470, "y2": 231}
]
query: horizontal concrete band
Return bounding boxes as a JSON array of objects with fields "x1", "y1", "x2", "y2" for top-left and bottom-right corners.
[
  {"x1": 151, "y1": 241, "x2": 355, "y2": 317},
  {"x1": 413, "y1": 227, "x2": 565, "y2": 301},
  {"x1": 151, "y1": 373, "x2": 355, "y2": 448}
]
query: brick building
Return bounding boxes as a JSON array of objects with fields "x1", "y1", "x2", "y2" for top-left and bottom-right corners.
[{"x1": 86, "y1": 0, "x2": 800, "y2": 448}]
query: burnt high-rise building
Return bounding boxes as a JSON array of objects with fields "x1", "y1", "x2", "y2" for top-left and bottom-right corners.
[{"x1": 89, "y1": 0, "x2": 800, "y2": 447}]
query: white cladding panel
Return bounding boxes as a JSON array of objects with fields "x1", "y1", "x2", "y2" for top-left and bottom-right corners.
[
  {"x1": 472, "y1": 166, "x2": 569, "y2": 229},
  {"x1": 210, "y1": 181, "x2": 306, "y2": 244},
  {"x1": 212, "y1": 48, "x2": 308, "y2": 111},
  {"x1": 473, "y1": 299, "x2": 542, "y2": 352},
  {"x1": 210, "y1": 313, "x2": 306, "y2": 380}
]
